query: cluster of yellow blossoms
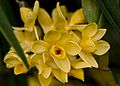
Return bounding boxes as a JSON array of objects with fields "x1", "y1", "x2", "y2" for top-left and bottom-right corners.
[{"x1": 4, "y1": 1, "x2": 110, "y2": 86}]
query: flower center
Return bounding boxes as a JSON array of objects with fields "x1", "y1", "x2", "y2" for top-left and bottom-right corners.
[{"x1": 50, "y1": 45, "x2": 66, "y2": 59}]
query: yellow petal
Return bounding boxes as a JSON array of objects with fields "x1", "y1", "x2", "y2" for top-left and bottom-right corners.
[
  {"x1": 33, "y1": 0, "x2": 39, "y2": 17},
  {"x1": 31, "y1": 40, "x2": 49, "y2": 54},
  {"x1": 13, "y1": 27, "x2": 28, "y2": 30},
  {"x1": 4, "y1": 52, "x2": 21, "y2": 68},
  {"x1": 52, "y1": 69, "x2": 68, "y2": 83},
  {"x1": 82, "y1": 23, "x2": 98, "y2": 39},
  {"x1": 79, "y1": 51, "x2": 98, "y2": 68},
  {"x1": 44, "y1": 31, "x2": 61, "y2": 42},
  {"x1": 14, "y1": 64, "x2": 28, "y2": 75},
  {"x1": 94, "y1": 40, "x2": 110, "y2": 55},
  {"x1": 72, "y1": 59, "x2": 91, "y2": 69},
  {"x1": 92, "y1": 29, "x2": 107, "y2": 41},
  {"x1": 36, "y1": 63, "x2": 42, "y2": 74},
  {"x1": 80, "y1": 38, "x2": 96, "y2": 53},
  {"x1": 69, "y1": 9, "x2": 86, "y2": 25},
  {"x1": 20, "y1": 7, "x2": 32, "y2": 23},
  {"x1": 63, "y1": 41, "x2": 81, "y2": 55},
  {"x1": 30, "y1": 54, "x2": 43, "y2": 74},
  {"x1": 38, "y1": 8, "x2": 53, "y2": 33},
  {"x1": 51, "y1": 55, "x2": 71, "y2": 72},
  {"x1": 42, "y1": 65, "x2": 52, "y2": 79},
  {"x1": 52, "y1": 2, "x2": 67, "y2": 30},
  {"x1": 44, "y1": 53, "x2": 58, "y2": 69},
  {"x1": 38, "y1": 74, "x2": 53, "y2": 86},
  {"x1": 13, "y1": 30, "x2": 25, "y2": 42},
  {"x1": 60, "y1": 5, "x2": 68, "y2": 18},
  {"x1": 56, "y1": 31, "x2": 72, "y2": 45},
  {"x1": 70, "y1": 69, "x2": 84, "y2": 81},
  {"x1": 70, "y1": 31, "x2": 81, "y2": 43},
  {"x1": 67, "y1": 24, "x2": 87, "y2": 32},
  {"x1": 25, "y1": 31, "x2": 36, "y2": 41}
]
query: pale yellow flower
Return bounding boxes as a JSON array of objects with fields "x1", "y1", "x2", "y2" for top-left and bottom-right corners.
[
  {"x1": 70, "y1": 22, "x2": 110, "y2": 68},
  {"x1": 31, "y1": 30, "x2": 81, "y2": 85},
  {"x1": 4, "y1": 51, "x2": 31, "y2": 75},
  {"x1": 19, "y1": 0, "x2": 39, "y2": 31},
  {"x1": 38, "y1": 2, "x2": 86, "y2": 33}
]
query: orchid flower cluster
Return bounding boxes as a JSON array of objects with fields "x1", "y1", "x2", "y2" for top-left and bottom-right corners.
[{"x1": 4, "y1": 1, "x2": 110, "y2": 86}]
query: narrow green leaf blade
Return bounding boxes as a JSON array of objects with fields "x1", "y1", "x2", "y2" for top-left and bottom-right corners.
[
  {"x1": 81, "y1": 0, "x2": 101, "y2": 23},
  {"x1": 95, "y1": 0, "x2": 120, "y2": 34},
  {"x1": 0, "y1": 6, "x2": 29, "y2": 69}
]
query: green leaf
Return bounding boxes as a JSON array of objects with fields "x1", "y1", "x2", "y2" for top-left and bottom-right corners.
[
  {"x1": 0, "y1": 6, "x2": 29, "y2": 69},
  {"x1": 95, "y1": 0, "x2": 120, "y2": 34},
  {"x1": 88, "y1": 68, "x2": 118, "y2": 86},
  {"x1": 81, "y1": 0, "x2": 101, "y2": 23}
]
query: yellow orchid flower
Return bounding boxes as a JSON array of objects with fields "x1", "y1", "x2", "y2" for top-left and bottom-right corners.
[
  {"x1": 38, "y1": 2, "x2": 86, "y2": 33},
  {"x1": 4, "y1": 50, "x2": 31, "y2": 75},
  {"x1": 70, "y1": 22, "x2": 110, "y2": 68},
  {"x1": 31, "y1": 31, "x2": 81, "y2": 85},
  {"x1": 31, "y1": 31, "x2": 81, "y2": 72},
  {"x1": 20, "y1": 0, "x2": 39, "y2": 31},
  {"x1": 13, "y1": 30, "x2": 36, "y2": 52}
]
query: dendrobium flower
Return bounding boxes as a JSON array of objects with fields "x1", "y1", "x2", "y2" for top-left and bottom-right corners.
[
  {"x1": 3, "y1": 1, "x2": 111, "y2": 86},
  {"x1": 4, "y1": 50, "x2": 31, "y2": 75},
  {"x1": 31, "y1": 30, "x2": 81, "y2": 85},
  {"x1": 71, "y1": 22, "x2": 110, "y2": 68},
  {"x1": 38, "y1": 2, "x2": 86, "y2": 33},
  {"x1": 19, "y1": 0, "x2": 39, "y2": 31}
]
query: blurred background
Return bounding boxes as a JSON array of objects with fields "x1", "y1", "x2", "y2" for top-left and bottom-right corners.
[{"x1": 0, "y1": 0, "x2": 120, "y2": 86}]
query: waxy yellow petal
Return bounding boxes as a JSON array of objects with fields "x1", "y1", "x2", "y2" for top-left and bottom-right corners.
[
  {"x1": 31, "y1": 40, "x2": 49, "y2": 54},
  {"x1": 33, "y1": 0, "x2": 39, "y2": 17},
  {"x1": 63, "y1": 41, "x2": 81, "y2": 55},
  {"x1": 69, "y1": 9, "x2": 86, "y2": 25},
  {"x1": 92, "y1": 29, "x2": 107, "y2": 41},
  {"x1": 94, "y1": 40, "x2": 110, "y2": 55},
  {"x1": 57, "y1": 31, "x2": 71, "y2": 45},
  {"x1": 52, "y1": 2, "x2": 67, "y2": 30},
  {"x1": 59, "y1": 5, "x2": 68, "y2": 18},
  {"x1": 72, "y1": 59, "x2": 91, "y2": 69},
  {"x1": 44, "y1": 31, "x2": 61, "y2": 42},
  {"x1": 70, "y1": 31, "x2": 81, "y2": 43},
  {"x1": 14, "y1": 64, "x2": 28, "y2": 75},
  {"x1": 4, "y1": 51, "x2": 21, "y2": 68},
  {"x1": 25, "y1": 31, "x2": 36, "y2": 41},
  {"x1": 14, "y1": 30, "x2": 25, "y2": 42},
  {"x1": 70, "y1": 69, "x2": 84, "y2": 81},
  {"x1": 44, "y1": 53, "x2": 58, "y2": 69},
  {"x1": 20, "y1": 7, "x2": 32, "y2": 23},
  {"x1": 79, "y1": 51, "x2": 98, "y2": 68},
  {"x1": 80, "y1": 38, "x2": 96, "y2": 53},
  {"x1": 38, "y1": 74, "x2": 53, "y2": 86},
  {"x1": 82, "y1": 23, "x2": 97, "y2": 39},
  {"x1": 30, "y1": 54, "x2": 43, "y2": 74},
  {"x1": 51, "y1": 55, "x2": 71, "y2": 72},
  {"x1": 38, "y1": 8, "x2": 53, "y2": 33},
  {"x1": 42, "y1": 65, "x2": 52, "y2": 79},
  {"x1": 52, "y1": 69, "x2": 68, "y2": 83}
]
